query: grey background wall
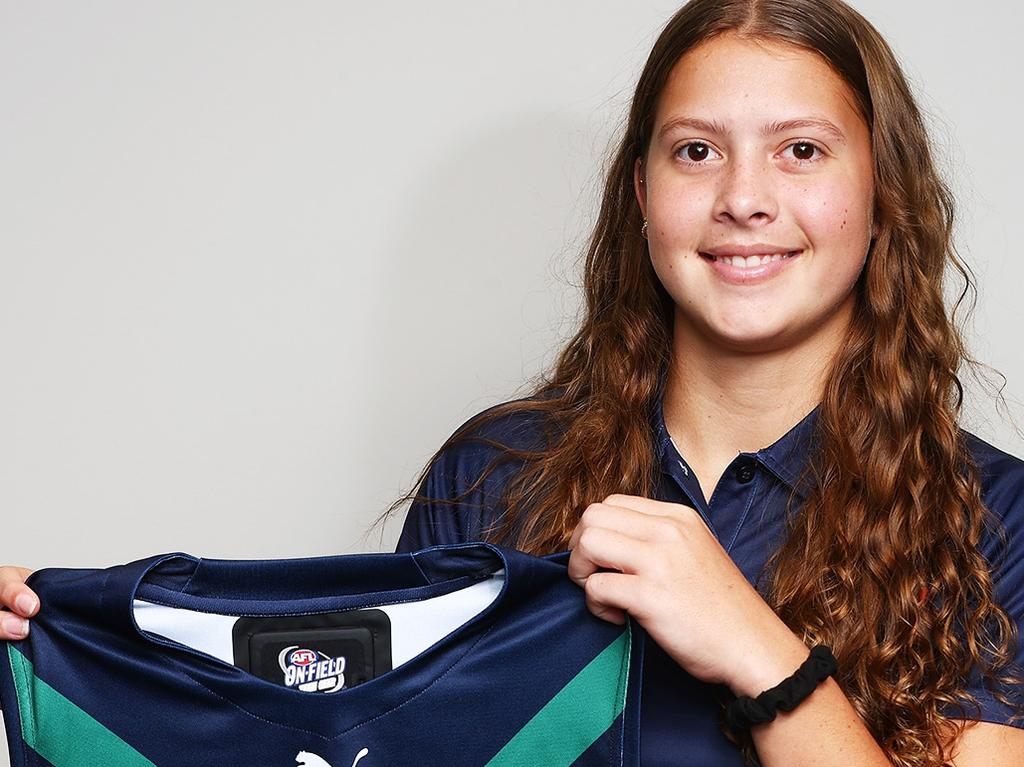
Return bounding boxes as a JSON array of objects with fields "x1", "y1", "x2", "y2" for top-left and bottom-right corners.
[{"x1": 1, "y1": 0, "x2": 1021, "y2": 755}]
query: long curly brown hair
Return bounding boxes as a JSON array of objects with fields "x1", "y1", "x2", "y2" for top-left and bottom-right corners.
[{"x1": 379, "y1": 1, "x2": 1020, "y2": 764}]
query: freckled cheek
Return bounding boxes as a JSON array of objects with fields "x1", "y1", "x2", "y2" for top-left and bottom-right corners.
[
  {"x1": 647, "y1": 190, "x2": 710, "y2": 253},
  {"x1": 790, "y1": 181, "x2": 872, "y2": 247},
  {"x1": 789, "y1": 181, "x2": 874, "y2": 296}
]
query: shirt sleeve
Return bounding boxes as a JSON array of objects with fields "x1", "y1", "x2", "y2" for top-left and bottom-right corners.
[
  {"x1": 957, "y1": 433, "x2": 1024, "y2": 727},
  {"x1": 394, "y1": 402, "x2": 550, "y2": 554},
  {"x1": 393, "y1": 444, "x2": 480, "y2": 552}
]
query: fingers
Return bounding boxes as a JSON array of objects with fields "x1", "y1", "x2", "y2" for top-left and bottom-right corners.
[
  {"x1": 0, "y1": 566, "x2": 39, "y2": 641},
  {"x1": 567, "y1": 526, "x2": 648, "y2": 626},
  {"x1": 583, "y1": 571, "x2": 639, "y2": 626},
  {"x1": 567, "y1": 495, "x2": 702, "y2": 551},
  {"x1": 568, "y1": 501, "x2": 653, "y2": 551},
  {"x1": 566, "y1": 495, "x2": 708, "y2": 627},
  {"x1": 567, "y1": 526, "x2": 646, "y2": 587}
]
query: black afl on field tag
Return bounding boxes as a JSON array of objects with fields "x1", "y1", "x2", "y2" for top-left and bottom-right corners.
[{"x1": 232, "y1": 610, "x2": 392, "y2": 693}]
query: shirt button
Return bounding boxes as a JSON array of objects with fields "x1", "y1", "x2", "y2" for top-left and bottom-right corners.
[{"x1": 735, "y1": 460, "x2": 756, "y2": 484}]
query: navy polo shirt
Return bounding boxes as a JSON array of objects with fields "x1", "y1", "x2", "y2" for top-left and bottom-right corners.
[{"x1": 396, "y1": 378, "x2": 1024, "y2": 765}]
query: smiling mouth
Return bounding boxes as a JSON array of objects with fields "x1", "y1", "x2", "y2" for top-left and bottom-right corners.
[{"x1": 699, "y1": 251, "x2": 802, "y2": 268}]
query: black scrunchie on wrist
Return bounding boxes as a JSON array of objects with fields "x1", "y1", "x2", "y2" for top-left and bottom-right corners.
[{"x1": 725, "y1": 645, "x2": 837, "y2": 730}]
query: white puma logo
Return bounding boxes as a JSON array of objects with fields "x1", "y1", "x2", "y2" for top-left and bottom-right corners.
[
  {"x1": 295, "y1": 748, "x2": 368, "y2": 767},
  {"x1": 295, "y1": 753, "x2": 332, "y2": 767}
]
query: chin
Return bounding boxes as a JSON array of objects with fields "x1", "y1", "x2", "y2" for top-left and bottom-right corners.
[{"x1": 707, "y1": 321, "x2": 794, "y2": 353}]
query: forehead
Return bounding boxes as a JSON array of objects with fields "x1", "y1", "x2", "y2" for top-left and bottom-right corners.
[{"x1": 654, "y1": 33, "x2": 865, "y2": 135}]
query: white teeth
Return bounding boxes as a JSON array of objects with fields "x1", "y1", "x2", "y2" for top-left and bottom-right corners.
[{"x1": 708, "y1": 251, "x2": 797, "y2": 267}]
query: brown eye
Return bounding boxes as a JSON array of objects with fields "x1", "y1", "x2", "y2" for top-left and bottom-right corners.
[
  {"x1": 782, "y1": 141, "x2": 823, "y2": 163},
  {"x1": 790, "y1": 142, "x2": 821, "y2": 162},
  {"x1": 676, "y1": 142, "x2": 719, "y2": 165},
  {"x1": 685, "y1": 143, "x2": 710, "y2": 162}
]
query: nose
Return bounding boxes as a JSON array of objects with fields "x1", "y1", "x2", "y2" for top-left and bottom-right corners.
[{"x1": 712, "y1": 152, "x2": 778, "y2": 226}]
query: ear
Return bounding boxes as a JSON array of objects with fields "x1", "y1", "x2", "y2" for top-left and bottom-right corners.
[{"x1": 633, "y1": 156, "x2": 647, "y2": 219}]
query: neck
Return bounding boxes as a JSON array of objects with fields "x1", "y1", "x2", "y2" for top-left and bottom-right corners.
[{"x1": 663, "y1": 310, "x2": 849, "y2": 471}]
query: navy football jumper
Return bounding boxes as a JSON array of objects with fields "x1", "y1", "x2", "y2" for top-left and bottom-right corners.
[{"x1": 0, "y1": 543, "x2": 644, "y2": 767}]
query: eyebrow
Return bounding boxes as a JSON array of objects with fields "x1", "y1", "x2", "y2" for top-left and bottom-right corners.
[{"x1": 656, "y1": 116, "x2": 848, "y2": 145}]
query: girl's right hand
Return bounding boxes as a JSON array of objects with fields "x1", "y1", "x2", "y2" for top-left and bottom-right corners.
[{"x1": 0, "y1": 566, "x2": 38, "y2": 640}]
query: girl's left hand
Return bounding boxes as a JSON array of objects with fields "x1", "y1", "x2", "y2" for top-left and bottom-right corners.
[{"x1": 567, "y1": 493, "x2": 810, "y2": 698}]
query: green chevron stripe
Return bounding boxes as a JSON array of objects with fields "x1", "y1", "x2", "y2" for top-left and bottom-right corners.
[
  {"x1": 6, "y1": 645, "x2": 156, "y2": 767},
  {"x1": 485, "y1": 626, "x2": 631, "y2": 766}
]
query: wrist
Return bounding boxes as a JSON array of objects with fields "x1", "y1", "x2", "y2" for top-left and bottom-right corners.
[
  {"x1": 728, "y1": 634, "x2": 811, "y2": 698},
  {"x1": 726, "y1": 645, "x2": 839, "y2": 731}
]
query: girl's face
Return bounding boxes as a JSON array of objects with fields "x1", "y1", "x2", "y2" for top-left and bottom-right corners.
[{"x1": 635, "y1": 33, "x2": 877, "y2": 354}]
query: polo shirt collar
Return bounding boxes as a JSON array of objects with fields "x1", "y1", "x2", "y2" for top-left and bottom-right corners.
[{"x1": 648, "y1": 361, "x2": 820, "y2": 498}]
